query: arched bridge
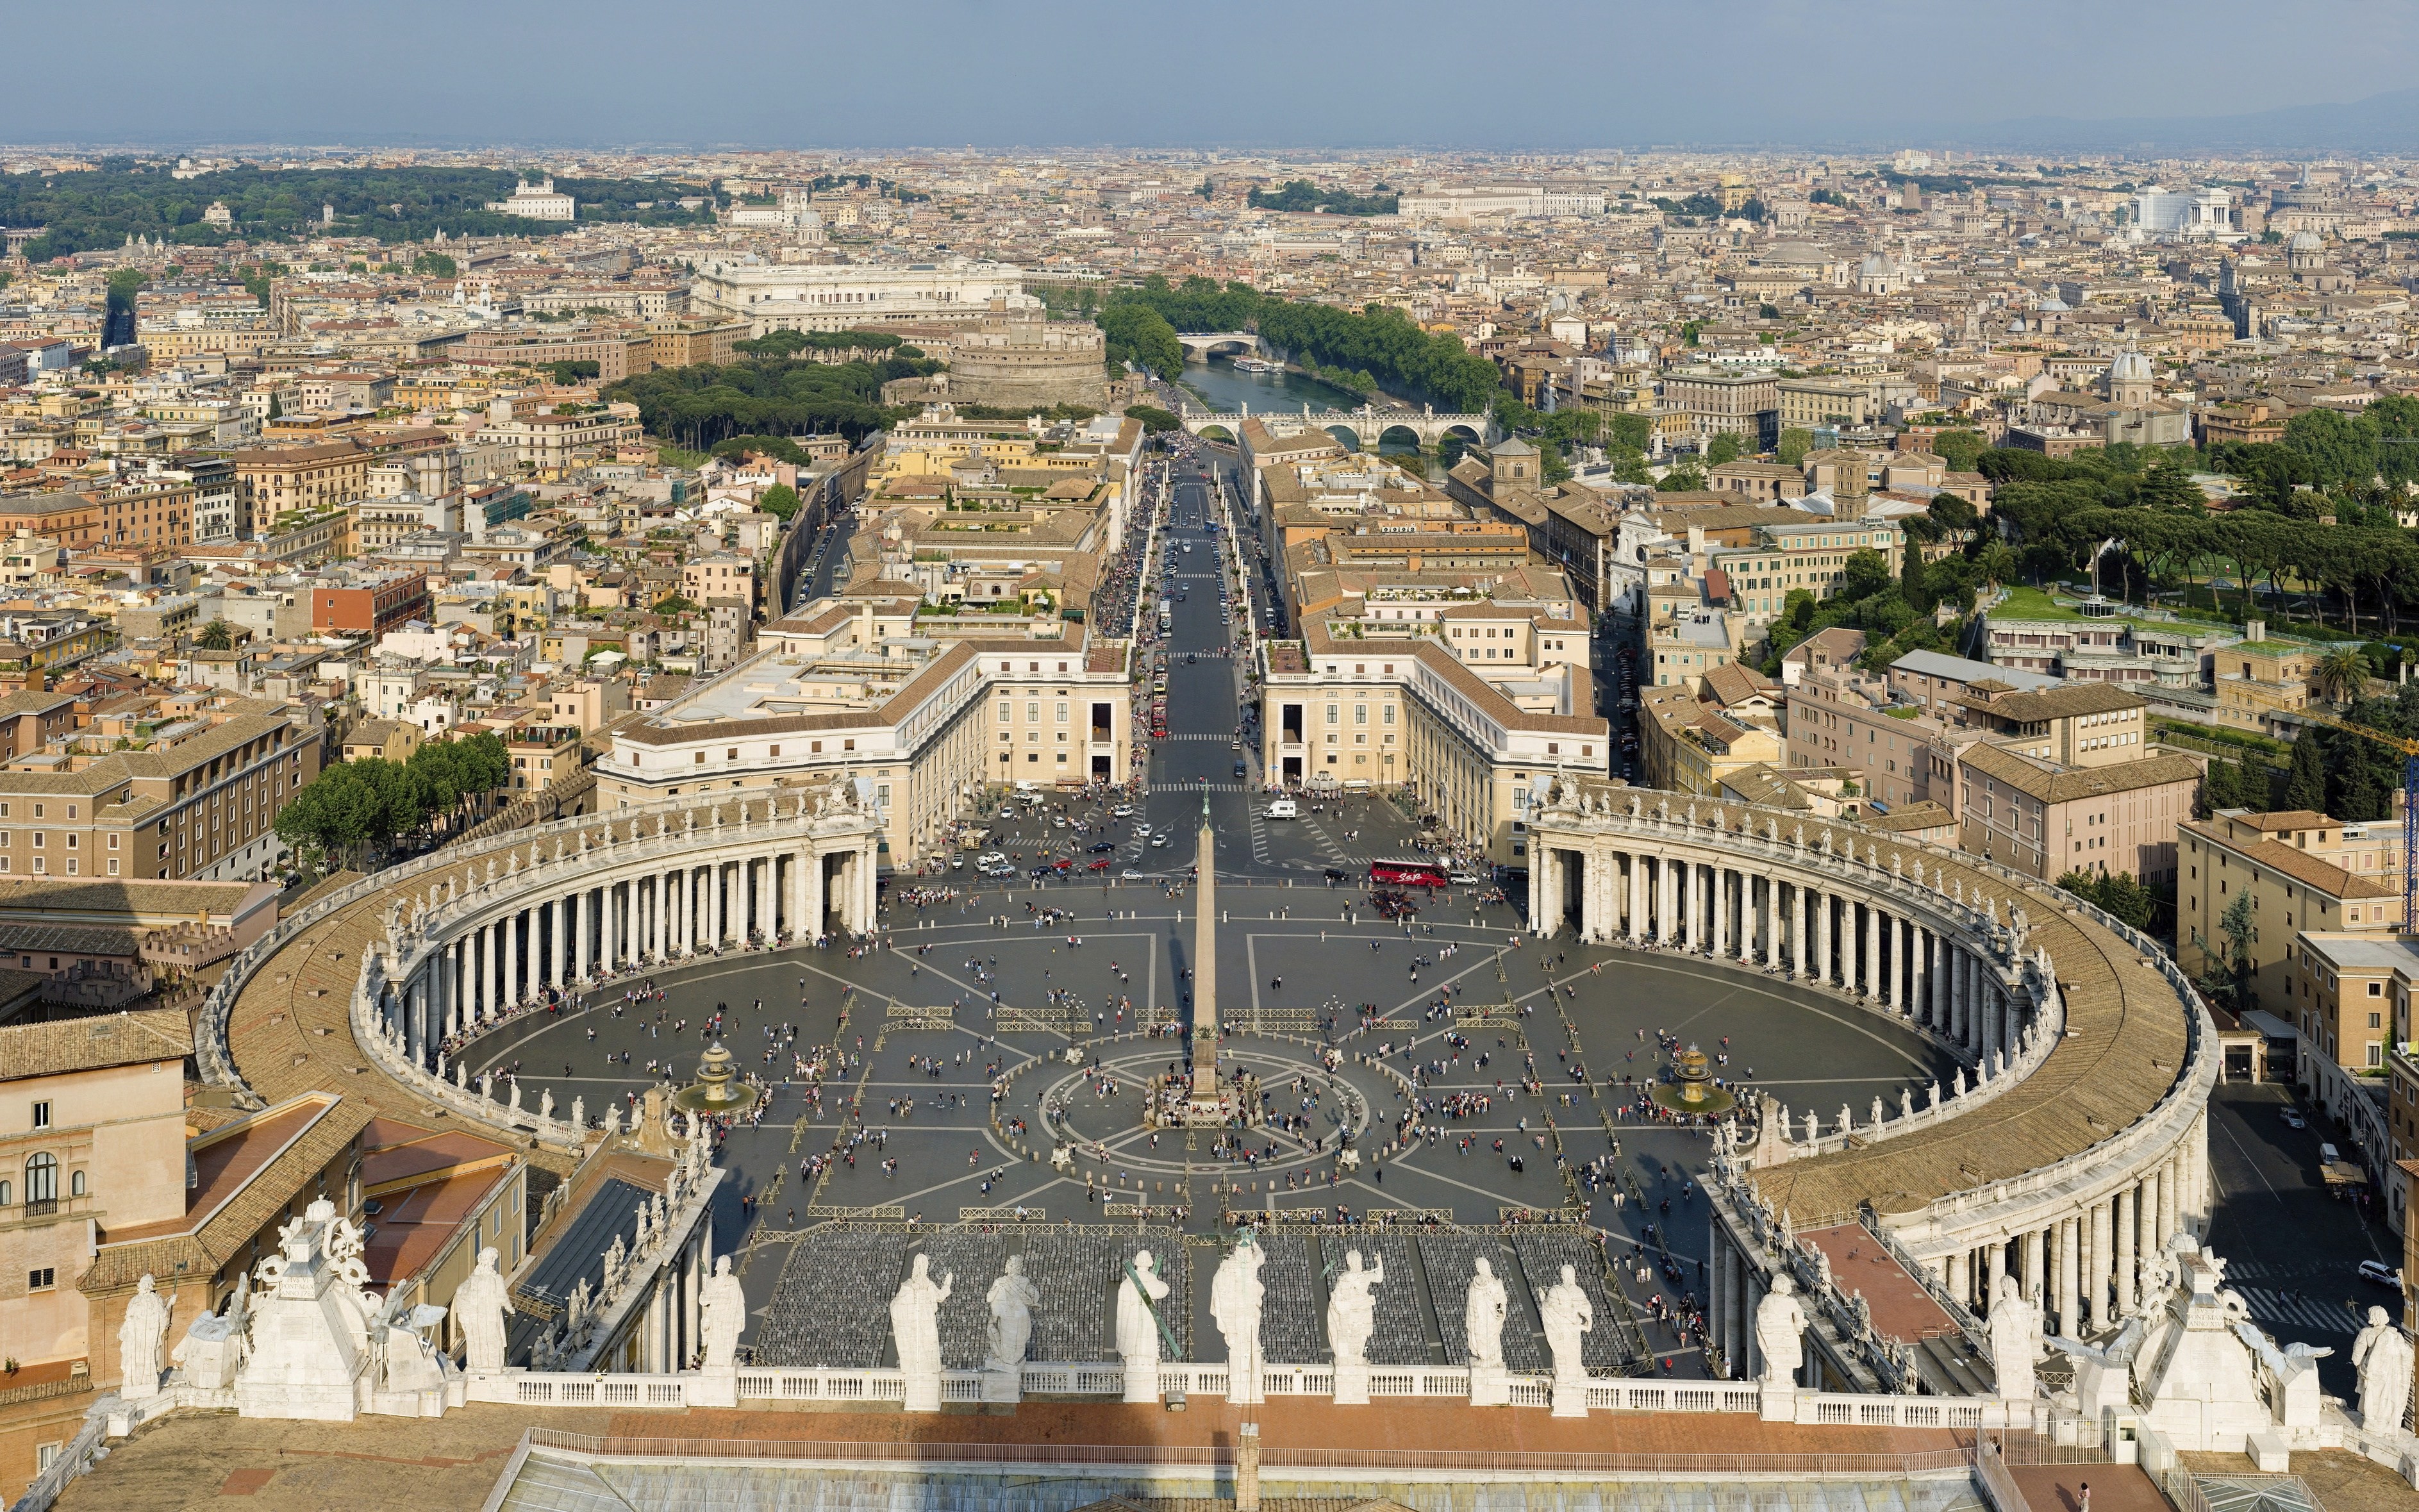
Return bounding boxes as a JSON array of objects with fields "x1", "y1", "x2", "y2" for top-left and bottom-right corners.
[
  {"x1": 1179, "y1": 402, "x2": 1492, "y2": 452},
  {"x1": 1176, "y1": 331, "x2": 1263, "y2": 360}
]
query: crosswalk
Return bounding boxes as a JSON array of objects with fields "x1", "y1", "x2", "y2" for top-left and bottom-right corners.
[
  {"x1": 1144, "y1": 781, "x2": 1256, "y2": 792},
  {"x1": 2231, "y1": 1286, "x2": 2364, "y2": 1336}
]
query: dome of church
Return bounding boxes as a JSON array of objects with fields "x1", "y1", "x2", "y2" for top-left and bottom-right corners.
[
  {"x1": 1858, "y1": 252, "x2": 1891, "y2": 278},
  {"x1": 2288, "y1": 230, "x2": 2322, "y2": 252},
  {"x1": 2036, "y1": 292, "x2": 2070, "y2": 313},
  {"x1": 2107, "y1": 347, "x2": 2153, "y2": 383}
]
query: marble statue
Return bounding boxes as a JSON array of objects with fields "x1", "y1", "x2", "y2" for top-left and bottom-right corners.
[
  {"x1": 889, "y1": 1254, "x2": 953, "y2": 1412},
  {"x1": 1327, "y1": 1248, "x2": 1384, "y2": 1368},
  {"x1": 1116, "y1": 1249, "x2": 1170, "y2": 1403},
  {"x1": 1537, "y1": 1263, "x2": 1594, "y2": 1416},
  {"x1": 1466, "y1": 1256, "x2": 1508, "y2": 1368},
  {"x1": 456, "y1": 1246, "x2": 515, "y2": 1374},
  {"x1": 571, "y1": 1096, "x2": 585, "y2": 1128},
  {"x1": 699, "y1": 1255, "x2": 745, "y2": 1370},
  {"x1": 538, "y1": 1088, "x2": 554, "y2": 1121},
  {"x1": 1209, "y1": 1232, "x2": 1267, "y2": 1405},
  {"x1": 1755, "y1": 1274, "x2": 1807, "y2": 1388},
  {"x1": 2354, "y1": 1305, "x2": 2414, "y2": 1432},
  {"x1": 1988, "y1": 1274, "x2": 2044, "y2": 1400},
  {"x1": 983, "y1": 1256, "x2": 1039, "y2": 1374},
  {"x1": 118, "y1": 1272, "x2": 171, "y2": 1400}
]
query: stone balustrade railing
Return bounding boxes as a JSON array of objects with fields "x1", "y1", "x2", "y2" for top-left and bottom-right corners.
[
  {"x1": 466, "y1": 1361, "x2": 2041, "y2": 1433},
  {"x1": 202, "y1": 788, "x2": 877, "y2": 1157}
]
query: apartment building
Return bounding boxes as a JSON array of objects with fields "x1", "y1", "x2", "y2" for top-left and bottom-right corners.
[
  {"x1": 0, "y1": 486, "x2": 194, "y2": 552},
  {"x1": 595, "y1": 631, "x2": 1133, "y2": 863},
  {"x1": 1784, "y1": 664, "x2": 1970, "y2": 815},
  {"x1": 1956, "y1": 743, "x2": 2202, "y2": 882},
  {"x1": 474, "y1": 408, "x2": 644, "y2": 473},
  {"x1": 308, "y1": 570, "x2": 431, "y2": 640},
  {"x1": 0, "y1": 703, "x2": 323, "y2": 883},
  {"x1": 232, "y1": 440, "x2": 369, "y2": 539},
  {"x1": 0, "y1": 1009, "x2": 190, "y2": 1499},
  {"x1": 1658, "y1": 367, "x2": 1779, "y2": 447},
  {"x1": 2181, "y1": 809, "x2": 2406, "y2": 1015},
  {"x1": 1260, "y1": 626, "x2": 1606, "y2": 864}
]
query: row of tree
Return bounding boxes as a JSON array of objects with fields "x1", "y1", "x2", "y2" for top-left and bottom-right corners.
[
  {"x1": 1099, "y1": 276, "x2": 1502, "y2": 411},
  {"x1": 1, "y1": 164, "x2": 714, "y2": 260},
  {"x1": 603, "y1": 351, "x2": 938, "y2": 450},
  {"x1": 273, "y1": 733, "x2": 513, "y2": 873}
]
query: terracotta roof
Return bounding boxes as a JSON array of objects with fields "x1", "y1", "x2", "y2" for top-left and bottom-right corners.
[
  {"x1": 1959, "y1": 744, "x2": 2204, "y2": 805},
  {"x1": 0, "y1": 1006, "x2": 190, "y2": 1082},
  {"x1": 1956, "y1": 683, "x2": 2145, "y2": 721}
]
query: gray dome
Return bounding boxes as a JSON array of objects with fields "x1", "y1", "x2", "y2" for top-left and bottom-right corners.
[
  {"x1": 2108, "y1": 347, "x2": 2152, "y2": 383},
  {"x1": 2288, "y1": 229, "x2": 2322, "y2": 251}
]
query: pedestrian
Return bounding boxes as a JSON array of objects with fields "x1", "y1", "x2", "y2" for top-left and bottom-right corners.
[{"x1": 2079, "y1": 1486, "x2": 2090, "y2": 1512}]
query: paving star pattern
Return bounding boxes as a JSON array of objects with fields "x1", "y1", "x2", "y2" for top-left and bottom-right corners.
[{"x1": 455, "y1": 453, "x2": 1956, "y2": 1381}]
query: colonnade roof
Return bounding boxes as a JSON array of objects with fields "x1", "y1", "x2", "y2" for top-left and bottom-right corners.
[
  {"x1": 1546, "y1": 781, "x2": 2199, "y2": 1226},
  {"x1": 219, "y1": 795, "x2": 829, "y2": 1174}
]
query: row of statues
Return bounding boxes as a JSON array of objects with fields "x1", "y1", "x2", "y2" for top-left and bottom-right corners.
[{"x1": 885, "y1": 1236, "x2": 1596, "y2": 1411}]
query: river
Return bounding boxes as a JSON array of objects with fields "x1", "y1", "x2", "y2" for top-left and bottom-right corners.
[{"x1": 1175, "y1": 355, "x2": 1420, "y2": 454}]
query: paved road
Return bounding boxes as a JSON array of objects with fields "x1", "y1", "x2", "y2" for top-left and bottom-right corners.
[{"x1": 2202, "y1": 1077, "x2": 2400, "y2": 1395}]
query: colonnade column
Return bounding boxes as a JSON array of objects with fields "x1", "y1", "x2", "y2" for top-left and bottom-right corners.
[
  {"x1": 1815, "y1": 892, "x2": 1833, "y2": 985},
  {"x1": 1627, "y1": 855, "x2": 1645, "y2": 942},
  {"x1": 1790, "y1": 884, "x2": 1807, "y2": 977},
  {"x1": 1862, "y1": 904, "x2": 1879, "y2": 999}
]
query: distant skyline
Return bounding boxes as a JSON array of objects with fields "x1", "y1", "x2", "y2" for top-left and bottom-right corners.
[{"x1": 8, "y1": 0, "x2": 2418, "y2": 153}]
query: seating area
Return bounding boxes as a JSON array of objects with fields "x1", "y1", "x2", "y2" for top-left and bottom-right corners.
[
  {"x1": 915, "y1": 1231, "x2": 1016, "y2": 1368},
  {"x1": 1327, "y1": 1231, "x2": 1428, "y2": 1367},
  {"x1": 755, "y1": 1228, "x2": 908, "y2": 1367},
  {"x1": 1418, "y1": 1231, "x2": 1544, "y2": 1371},
  {"x1": 1254, "y1": 1231, "x2": 1327, "y2": 1363},
  {"x1": 742, "y1": 1222, "x2": 1638, "y2": 1374},
  {"x1": 1511, "y1": 1229, "x2": 1628, "y2": 1370}
]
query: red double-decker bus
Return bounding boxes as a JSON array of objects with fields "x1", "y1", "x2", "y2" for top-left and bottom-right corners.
[{"x1": 1367, "y1": 858, "x2": 1449, "y2": 889}]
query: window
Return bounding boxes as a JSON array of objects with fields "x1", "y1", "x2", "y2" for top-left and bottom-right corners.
[
  {"x1": 26, "y1": 1268, "x2": 53, "y2": 1292},
  {"x1": 31, "y1": 1101, "x2": 48, "y2": 1129},
  {"x1": 25, "y1": 1152, "x2": 56, "y2": 1205},
  {"x1": 69, "y1": 1170, "x2": 83, "y2": 1197}
]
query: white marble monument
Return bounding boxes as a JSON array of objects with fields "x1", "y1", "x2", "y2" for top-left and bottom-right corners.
[
  {"x1": 1988, "y1": 1274, "x2": 2043, "y2": 1402},
  {"x1": 1755, "y1": 1273, "x2": 1808, "y2": 1419},
  {"x1": 117, "y1": 1274, "x2": 171, "y2": 1401},
  {"x1": 982, "y1": 1256, "x2": 1039, "y2": 1404},
  {"x1": 1326, "y1": 1249, "x2": 1384, "y2": 1406},
  {"x1": 1465, "y1": 1256, "x2": 1510, "y2": 1406},
  {"x1": 889, "y1": 1254, "x2": 953, "y2": 1413},
  {"x1": 1536, "y1": 1263, "x2": 1593, "y2": 1418},
  {"x1": 1210, "y1": 1233, "x2": 1267, "y2": 1406},
  {"x1": 1117, "y1": 1249, "x2": 1170, "y2": 1403}
]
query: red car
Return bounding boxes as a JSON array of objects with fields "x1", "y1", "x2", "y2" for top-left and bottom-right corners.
[
  {"x1": 1088, "y1": 859, "x2": 1111, "y2": 872},
  {"x1": 1049, "y1": 859, "x2": 1074, "y2": 874}
]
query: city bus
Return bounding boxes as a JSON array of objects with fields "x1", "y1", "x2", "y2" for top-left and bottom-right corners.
[{"x1": 1367, "y1": 859, "x2": 1450, "y2": 890}]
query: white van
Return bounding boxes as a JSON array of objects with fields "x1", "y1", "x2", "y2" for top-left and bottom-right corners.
[{"x1": 1265, "y1": 797, "x2": 1298, "y2": 818}]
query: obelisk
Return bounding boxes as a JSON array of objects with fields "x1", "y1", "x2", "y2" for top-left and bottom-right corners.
[{"x1": 1190, "y1": 790, "x2": 1218, "y2": 1099}]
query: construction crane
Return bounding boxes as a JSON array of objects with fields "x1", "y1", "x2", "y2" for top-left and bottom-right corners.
[{"x1": 2290, "y1": 711, "x2": 2419, "y2": 929}]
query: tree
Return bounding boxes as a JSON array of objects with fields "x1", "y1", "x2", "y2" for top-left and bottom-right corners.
[
  {"x1": 2316, "y1": 645, "x2": 2369, "y2": 706},
  {"x1": 2206, "y1": 889, "x2": 2257, "y2": 1011},
  {"x1": 1124, "y1": 404, "x2": 1181, "y2": 433},
  {"x1": 1658, "y1": 467, "x2": 1706, "y2": 492},
  {"x1": 195, "y1": 619, "x2": 237, "y2": 651},
  {"x1": 1096, "y1": 303, "x2": 1183, "y2": 382},
  {"x1": 1705, "y1": 433, "x2": 1742, "y2": 467},
  {"x1": 1932, "y1": 429, "x2": 1986, "y2": 472},
  {"x1": 1839, "y1": 549, "x2": 1893, "y2": 602},
  {"x1": 756, "y1": 483, "x2": 801, "y2": 522},
  {"x1": 1777, "y1": 429, "x2": 1814, "y2": 468},
  {"x1": 2281, "y1": 731, "x2": 2329, "y2": 813}
]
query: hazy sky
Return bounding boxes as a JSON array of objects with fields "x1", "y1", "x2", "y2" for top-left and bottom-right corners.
[{"x1": 11, "y1": 0, "x2": 2416, "y2": 149}]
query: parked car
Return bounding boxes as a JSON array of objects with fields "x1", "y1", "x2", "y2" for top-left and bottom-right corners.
[
  {"x1": 2361, "y1": 1259, "x2": 2402, "y2": 1288},
  {"x1": 2280, "y1": 1107, "x2": 2308, "y2": 1129},
  {"x1": 1449, "y1": 870, "x2": 1483, "y2": 885}
]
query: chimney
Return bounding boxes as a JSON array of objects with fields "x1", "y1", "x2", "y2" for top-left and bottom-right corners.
[{"x1": 1236, "y1": 1422, "x2": 1260, "y2": 1512}]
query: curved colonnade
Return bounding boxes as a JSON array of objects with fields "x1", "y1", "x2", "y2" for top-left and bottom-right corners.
[
  {"x1": 1526, "y1": 781, "x2": 2218, "y2": 1390},
  {"x1": 196, "y1": 790, "x2": 884, "y2": 1148}
]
